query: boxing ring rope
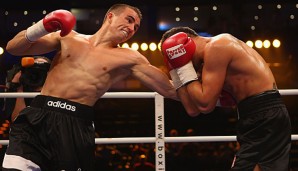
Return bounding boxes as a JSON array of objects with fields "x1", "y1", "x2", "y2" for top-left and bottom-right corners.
[
  {"x1": 1, "y1": 89, "x2": 298, "y2": 170},
  {"x1": 1, "y1": 89, "x2": 298, "y2": 98},
  {"x1": 1, "y1": 135, "x2": 298, "y2": 145}
]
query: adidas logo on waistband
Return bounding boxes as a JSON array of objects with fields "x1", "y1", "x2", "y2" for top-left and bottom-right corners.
[{"x1": 47, "y1": 100, "x2": 76, "y2": 112}]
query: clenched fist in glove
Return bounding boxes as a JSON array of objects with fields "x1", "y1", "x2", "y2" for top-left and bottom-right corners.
[
  {"x1": 161, "y1": 32, "x2": 198, "y2": 89},
  {"x1": 25, "y1": 9, "x2": 76, "y2": 42}
]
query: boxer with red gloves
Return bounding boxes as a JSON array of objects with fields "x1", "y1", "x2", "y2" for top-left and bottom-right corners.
[
  {"x1": 161, "y1": 32, "x2": 236, "y2": 109},
  {"x1": 160, "y1": 26, "x2": 291, "y2": 171},
  {"x1": 25, "y1": 9, "x2": 76, "y2": 42}
]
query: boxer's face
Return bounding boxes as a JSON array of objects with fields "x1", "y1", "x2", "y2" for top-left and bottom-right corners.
[{"x1": 109, "y1": 8, "x2": 141, "y2": 43}]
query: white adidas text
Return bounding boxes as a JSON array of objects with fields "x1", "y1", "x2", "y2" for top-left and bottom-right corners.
[{"x1": 47, "y1": 100, "x2": 76, "y2": 112}]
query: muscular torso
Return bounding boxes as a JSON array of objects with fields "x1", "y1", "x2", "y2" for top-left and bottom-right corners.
[
  {"x1": 41, "y1": 33, "x2": 135, "y2": 106},
  {"x1": 194, "y1": 34, "x2": 276, "y2": 102},
  {"x1": 224, "y1": 36, "x2": 276, "y2": 101}
]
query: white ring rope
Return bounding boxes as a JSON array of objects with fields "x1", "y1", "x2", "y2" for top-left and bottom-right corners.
[
  {"x1": 0, "y1": 92, "x2": 157, "y2": 98},
  {"x1": 1, "y1": 89, "x2": 298, "y2": 98},
  {"x1": 0, "y1": 135, "x2": 298, "y2": 146}
]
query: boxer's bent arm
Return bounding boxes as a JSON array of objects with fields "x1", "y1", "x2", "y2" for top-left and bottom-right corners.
[
  {"x1": 186, "y1": 81, "x2": 219, "y2": 113},
  {"x1": 6, "y1": 30, "x2": 61, "y2": 56},
  {"x1": 177, "y1": 87, "x2": 200, "y2": 116},
  {"x1": 186, "y1": 45, "x2": 229, "y2": 113}
]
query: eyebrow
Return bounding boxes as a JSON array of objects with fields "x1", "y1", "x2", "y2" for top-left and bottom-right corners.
[
  {"x1": 128, "y1": 15, "x2": 135, "y2": 22},
  {"x1": 128, "y1": 15, "x2": 140, "y2": 30}
]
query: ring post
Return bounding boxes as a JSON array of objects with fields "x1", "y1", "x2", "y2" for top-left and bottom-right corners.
[{"x1": 155, "y1": 93, "x2": 166, "y2": 171}]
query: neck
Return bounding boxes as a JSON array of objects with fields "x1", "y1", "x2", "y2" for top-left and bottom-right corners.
[
  {"x1": 194, "y1": 37, "x2": 208, "y2": 57},
  {"x1": 89, "y1": 28, "x2": 118, "y2": 48}
]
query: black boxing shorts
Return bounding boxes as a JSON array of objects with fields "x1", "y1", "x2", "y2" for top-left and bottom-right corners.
[
  {"x1": 231, "y1": 90, "x2": 291, "y2": 171},
  {"x1": 2, "y1": 95, "x2": 95, "y2": 171}
]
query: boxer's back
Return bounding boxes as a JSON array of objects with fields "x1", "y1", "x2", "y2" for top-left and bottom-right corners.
[{"x1": 214, "y1": 34, "x2": 277, "y2": 101}]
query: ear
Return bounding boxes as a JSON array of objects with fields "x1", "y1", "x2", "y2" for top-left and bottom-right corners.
[{"x1": 107, "y1": 12, "x2": 114, "y2": 23}]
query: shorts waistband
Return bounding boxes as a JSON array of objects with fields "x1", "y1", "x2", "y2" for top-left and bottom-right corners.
[
  {"x1": 30, "y1": 95, "x2": 94, "y2": 121},
  {"x1": 237, "y1": 90, "x2": 284, "y2": 119}
]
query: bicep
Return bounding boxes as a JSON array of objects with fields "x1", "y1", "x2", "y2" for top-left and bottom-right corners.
[
  {"x1": 201, "y1": 59, "x2": 227, "y2": 98},
  {"x1": 27, "y1": 33, "x2": 61, "y2": 54},
  {"x1": 130, "y1": 52, "x2": 162, "y2": 83},
  {"x1": 130, "y1": 56, "x2": 152, "y2": 81}
]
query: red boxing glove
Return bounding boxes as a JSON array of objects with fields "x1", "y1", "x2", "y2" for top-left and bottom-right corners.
[
  {"x1": 26, "y1": 10, "x2": 76, "y2": 42},
  {"x1": 161, "y1": 32, "x2": 198, "y2": 85},
  {"x1": 162, "y1": 32, "x2": 196, "y2": 69}
]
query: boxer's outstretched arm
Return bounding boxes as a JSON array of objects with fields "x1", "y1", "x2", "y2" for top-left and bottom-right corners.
[
  {"x1": 134, "y1": 63, "x2": 178, "y2": 100},
  {"x1": 130, "y1": 52, "x2": 178, "y2": 100}
]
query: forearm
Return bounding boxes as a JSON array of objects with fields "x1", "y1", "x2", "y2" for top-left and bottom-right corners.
[
  {"x1": 135, "y1": 64, "x2": 178, "y2": 100},
  {"x1": 149, "y1": 70, "x2": 178, "y2": 100},
  {"x1": 177, "y1": 87, "x2": 200, "y2": 117},
  {"x1": 186, "y1": 81, "x2": 216, "y2": 113},
  {"x1": 6, "y1": 30, "x2": 34, "y2": 55},
  {"x1": 157, "y1": 80, "x2": 178, "y2": 100},
  {"x1": 7, "y1": 30, "x2": 61, "y2": 56}
]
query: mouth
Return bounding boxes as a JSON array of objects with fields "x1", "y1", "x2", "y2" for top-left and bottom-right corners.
[{"x1": 121, "y1": 30, "x2": 128, "y2": 38}]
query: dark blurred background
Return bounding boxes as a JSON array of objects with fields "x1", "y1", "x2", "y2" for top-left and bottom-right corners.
[{"x1": 0, "y1": 0, "x2": 298, "y2": 170}]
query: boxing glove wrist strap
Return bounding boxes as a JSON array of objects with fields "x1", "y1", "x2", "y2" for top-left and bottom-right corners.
[
  {"x1": 176, "y1": 61, "x2": 198, "y2": 85},
  {"x1": 25, "y1": 20, "x2": 49, "y2": 42},
  {"x1": 169, "y1": 70, "x2": 183, "y2": 90}
]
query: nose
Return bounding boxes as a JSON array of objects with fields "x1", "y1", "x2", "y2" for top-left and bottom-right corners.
[{"x1": 128, "y1": 24, "x2": 135, "y2": 34}]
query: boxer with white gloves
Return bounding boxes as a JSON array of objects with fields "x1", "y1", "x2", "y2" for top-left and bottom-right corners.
[
  {"x1": 160, "y1": 26, "x2": 291, "y2": 171},
  {"x1": 3, "y1": 4, "x2": 178, "y2": 171}
]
